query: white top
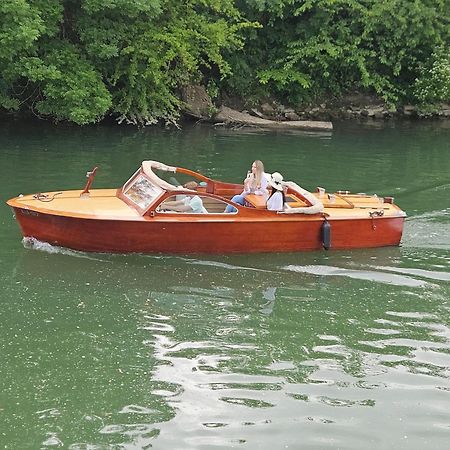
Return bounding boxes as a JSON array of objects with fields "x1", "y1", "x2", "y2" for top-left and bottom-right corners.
[
  {"x1": 243, "y1": 172, "x2": 269, "y2": 199},
  {"x1": 267, "y1": 191, "x2": 284, "y2": 211},
  {"x1": 183, "y1": 195, "x2": 208, "y2": 213}
]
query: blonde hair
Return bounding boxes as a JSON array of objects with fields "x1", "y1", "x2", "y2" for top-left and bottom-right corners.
[
  {"x1": 183, "y1": 181, "x2": 198, "y2": 190},
  {"x1": 252, "y1": 160, "x2": 265, "y2": 189}
]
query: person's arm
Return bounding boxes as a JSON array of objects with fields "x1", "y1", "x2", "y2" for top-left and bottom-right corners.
[
  {"x1": 161, "y1": 197, "x2": 193, "y2": 212},
  {"x1": 164, "y1": 203, "x2": 193, "y2": 212},
  {"x1": 161, "y1": 199, "x2": 184, "y2": 208},
  {"x1": 243, "y1": 173, "x2": 254, "y2": 192}
]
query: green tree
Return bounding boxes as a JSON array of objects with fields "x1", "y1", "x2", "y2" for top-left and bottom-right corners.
[
  {"x1": 413, "y1": 47, "x2": 450, "y2": 108},
  {"x1": 1, "y1": 1, "x2": 449, "y2": 124},
  {"x1": 0, "y1": 0, "x2": 251, "y2": 125},
  {"x1": 0, "y1": 0, "x2": 112, "y2": 123},
  {"x1": 225, "y1": 0, "x2": 450, "y2": 107}
]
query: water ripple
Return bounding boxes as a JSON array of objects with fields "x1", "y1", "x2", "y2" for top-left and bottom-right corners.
[
  {"x1": 373, "y1": 265, "x2": 450, "y2": 282},
  {"x1": 283, "y1": 264, "x2": 429, "y2": 287},
  {"x1": 188, "y1": 259, "x2": 270, "y2": 272}
]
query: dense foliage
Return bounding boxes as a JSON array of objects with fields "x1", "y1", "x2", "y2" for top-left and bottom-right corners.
[
  {"x1": 0, "y1": 0, "x2": 449, "y2": 124},
  {"x1": 0, "y1": 0, "x2": 250, "y2": 124},
  {"x1": 229, "y1": 0, "x2": 450, "y2": 107}
]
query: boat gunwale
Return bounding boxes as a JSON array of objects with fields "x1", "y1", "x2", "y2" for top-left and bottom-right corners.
[{"x1": 7, "y1": 197, "x2": 406, "y2": 223}]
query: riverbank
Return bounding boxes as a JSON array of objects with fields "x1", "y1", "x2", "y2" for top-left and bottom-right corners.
[
  {"x1": 181, "y1": 85, "x2": 450, "y2": 129},
  {"x1": 212, "y1": 106, "x2": 333, "y2": 131},
  {"x1": 1, "y1": 89, "x2": 449, "y2": 129},
  {"x1": 274, "y1": 94, "x2": 450, "y2": 122}
]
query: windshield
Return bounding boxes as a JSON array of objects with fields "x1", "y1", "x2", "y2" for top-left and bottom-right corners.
[{"x1": 122, "y1": 173, "x2": 163, "y2": 210}]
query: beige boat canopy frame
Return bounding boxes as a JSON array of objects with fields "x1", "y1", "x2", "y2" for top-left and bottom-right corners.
[{"x1": 142, "y1": 160, "x2": 180, "y2": 191}]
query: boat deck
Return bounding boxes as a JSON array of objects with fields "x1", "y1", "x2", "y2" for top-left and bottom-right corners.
[
  {"x1": 8, "y1": 188, "x2": 404, "y2": 221},
  {"x1": 9, "y1": 189, "x2": 141, "y2": 219},
  {"x1": 244, "y1": 191, "x2": 402, "y2": 218}
]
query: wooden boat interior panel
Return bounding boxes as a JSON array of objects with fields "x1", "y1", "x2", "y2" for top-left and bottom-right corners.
[{"x1": 244, "y1": 194, "x2": 267, "y2": 209}]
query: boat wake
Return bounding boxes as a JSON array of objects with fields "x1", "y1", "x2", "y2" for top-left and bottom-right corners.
[
  {"x1": 407, "y1": 208, "x2": 450, "y2": 221},
  {"x1": 283, "y1": 264, "x2": 430, "y2": 287},
  {"x1": 403, "y1": 209, "x2": 450, "y2": 250},
  {"x1": 371, "y1": 265, "x2": 450, "y2": 282},
  {"x1": 188, "y1": 259, "x2": 271, "y2": 272},
  {"x1": 22, "y1": 237, "x2": 106, "y2": 261}
]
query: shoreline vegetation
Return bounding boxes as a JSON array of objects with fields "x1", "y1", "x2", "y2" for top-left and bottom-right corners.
[
  {"x1": 180, "y1": 86, "x2": 450, "y2": 131},
  {"x1": 1, "y1": 1, "x2": 449, "y2": 128}
]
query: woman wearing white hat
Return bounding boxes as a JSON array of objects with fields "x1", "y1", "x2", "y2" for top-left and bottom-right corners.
[{"x1": 267, "y1": 172, "x2": 286, "y2": 211}]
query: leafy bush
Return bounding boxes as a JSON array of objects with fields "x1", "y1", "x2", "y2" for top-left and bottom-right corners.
[
  {"x1": 0, "y1": 0, "x2": 251, "y2": 125},
  {"x1": 224, "y1": 0, "x2": 450, "y2": 108},
  {"x1": 413, "y1": 48, "x2": 450, "y2": 106},
  {"x1": 1, "y1": 0, "x2": 449, "y2": 124}
]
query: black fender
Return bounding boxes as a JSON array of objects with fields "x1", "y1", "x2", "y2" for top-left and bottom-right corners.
[{"x1": 321, "y1": 219, "x2": 331, "y2": 250}]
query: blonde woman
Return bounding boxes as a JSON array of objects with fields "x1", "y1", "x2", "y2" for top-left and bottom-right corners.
[{"x1": 225, "y1": 160, "x2": 269, "y2": 212}]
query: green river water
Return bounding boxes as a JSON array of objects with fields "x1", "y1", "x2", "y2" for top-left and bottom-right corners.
[{"x1": 0, "y1": 119, "x2": 449, "y2": 449}]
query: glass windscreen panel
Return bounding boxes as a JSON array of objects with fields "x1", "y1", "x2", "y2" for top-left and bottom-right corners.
[{"x1": 123, "y1": 174, "x2": 162, "y2": 210}]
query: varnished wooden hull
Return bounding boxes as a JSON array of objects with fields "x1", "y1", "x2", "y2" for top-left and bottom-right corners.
[{"x1": 11, "y1": 206, "x2": 404, "y2": 254}]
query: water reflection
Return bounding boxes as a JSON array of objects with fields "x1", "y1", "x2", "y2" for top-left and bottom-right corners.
[
  {"x1": 2, "y1": 232, "x2": 449, "y2": 448},
  {"x1": 1, "y1": 120, "x2": 450, "y2": 448}
]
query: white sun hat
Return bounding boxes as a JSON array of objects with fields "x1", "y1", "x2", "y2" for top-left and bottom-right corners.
[{"x1": 269, "y1": 172, "x2": 284, "y2": 190}]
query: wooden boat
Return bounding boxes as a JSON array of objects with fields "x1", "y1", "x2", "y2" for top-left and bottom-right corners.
[{"x1": 6, "y1": 161, "x2": 406, "y2": 254}]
